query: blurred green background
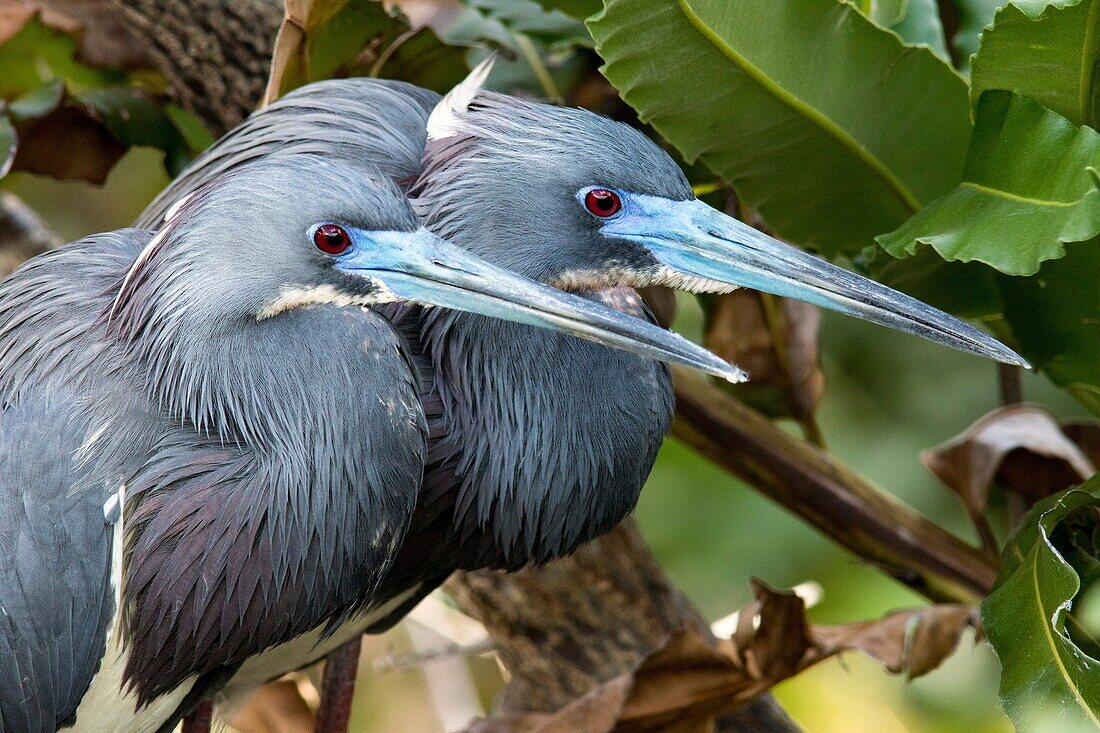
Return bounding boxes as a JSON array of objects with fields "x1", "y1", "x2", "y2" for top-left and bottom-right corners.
[{"x1": 2, "y1": 146, "x2": 1091, "y2": 733}]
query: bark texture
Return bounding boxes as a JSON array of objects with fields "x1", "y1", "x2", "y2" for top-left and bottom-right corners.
[
  {"x1": 108, "y1": 0, "x2": 282, "y2": 133},
  {"x1": 449, "y1": 522, "x2": 798, "y2": 732}
]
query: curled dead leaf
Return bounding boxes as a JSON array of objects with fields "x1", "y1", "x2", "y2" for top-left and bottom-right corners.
[
  {"x1": 704, "y1": 290, "x2": 824, "y2": 421},
  {"x1": 922, "y1": 404, "x2": 1097, "y2": 521},
  {"x1": 1064, "y1": 420, "x2": 1100, "y2": 468},
  {"x1": 464, "y1": 581, "x2": 975, "y2": 733},
  {"x1": 264, "y1": 0, "x2": 351, "y2": 105}
]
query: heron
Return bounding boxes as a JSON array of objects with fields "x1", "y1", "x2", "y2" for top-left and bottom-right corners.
[
  {"x1": 0, "y1": 152, "x2": 747, "y2": 733},
  {"x1": 140, "y1": 61, "x2": 1026, "y2": 729}
]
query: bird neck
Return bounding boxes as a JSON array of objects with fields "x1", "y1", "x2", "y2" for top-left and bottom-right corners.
[
  {"x1": 416, "y1": 289, "x2": 674, "y2": 567},
  {"x1": 119, "y1": 305, "x2": 424, "y2": 702}
]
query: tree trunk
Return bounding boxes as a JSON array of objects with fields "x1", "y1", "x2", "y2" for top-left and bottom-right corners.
[
  {"x1": 449, "y1": 522, "x2": 798, "y2": 732},
  {"x1": 107, "y1": 0, "x2": 281, "y2": 132}
]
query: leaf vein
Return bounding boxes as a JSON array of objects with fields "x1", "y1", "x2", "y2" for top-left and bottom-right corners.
[{"x1": 675, "y1": 0, "x2": 922, "y2": 214}]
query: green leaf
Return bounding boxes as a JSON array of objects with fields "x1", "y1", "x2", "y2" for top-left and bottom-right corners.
[
  {"x1": 889, "y1": 0, "x2": 951, "y2": 59},
  {"x1": 307, "y1": 1, "x2": 469, "y2": 94},
  {"x1": 877, "y1": 91, "x2": 1100, "y2": 276},
  {"x1": 0, "y1": 15, "x2": 123, "y2": 99},
  {"x1": 982, "y1": 476, "x2": 1100, "y2": 731},
  {"x1": 588, "y1": 0, "x2": 972, "y2": 257},
  {"x1": 952, "y1": 0, "x2": 1009, "y2": 63},
  {"x1": 467, "y1": 0, "x2": 593, "y2": 50},
  {"x1": 847, "y1": 0, "x2": 951, "y2": 60},
  {"x1": 999, "y1": 240, "x2": 1100, "y2": 416},
  {"x1": 971, "y1": 0, "x2": 1100, "y2": 128},
  {"x1": 863, "y1": 244, "x2": 1003, "y2": 317}
]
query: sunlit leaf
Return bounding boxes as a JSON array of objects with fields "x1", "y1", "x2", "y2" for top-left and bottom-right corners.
[
  {"x1": 0, "y1": 14, "x2": 123, "y2": 99},
  {"x1": 983, "y1": 476, "x2": 1100, "y2": 731},
  {"x1": 972, "y1": 0, "x2": 1100, "y2": 128},
  {"x1": 878, "y1": 92, "x2": 1100, "y2": 276},
  {"x1": 588, "y1": 0, "x2": 972, "y2": 257}
]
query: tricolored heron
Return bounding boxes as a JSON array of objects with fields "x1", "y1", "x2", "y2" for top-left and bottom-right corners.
[
  {"x1": 140, "y1": 61, "x2": 1025, "y2": 728},
  {"x1": 0, "y1": 153, "x2": 742, "y2": 733}
]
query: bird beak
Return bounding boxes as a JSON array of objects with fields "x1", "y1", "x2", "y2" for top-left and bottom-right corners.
[
  {"x1": 599, "y1": 195, "x2": 1028, "y2": 367},
  {"x1": 336, "y1": 228, "x2": 748, "y2": 383}
]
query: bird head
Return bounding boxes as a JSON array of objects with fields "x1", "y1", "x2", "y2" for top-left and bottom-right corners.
[
  {"x1": 107, "y1": 154, "x2": 744, "y2": 381},
  {"x1": 412, "y1": 60, "x2": 1025, "y2": 366}
]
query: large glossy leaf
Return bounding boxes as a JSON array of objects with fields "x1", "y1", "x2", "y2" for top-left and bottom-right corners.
[
  {"x1": 587, "y1": 0, "x2": 972, "y2": 257},
  {"x1": 982, "y1": 476, "x2": 1100, "y2": 731},
  {"x1": 999, "y1": 241, "x2": 1100, "y2": 416},
  {"x1": 878, "y1": 92, "x2": 1100, "y2": 276},
  {"x1": 972, "y1": 0, "x2": 1100, "y2": 128}
]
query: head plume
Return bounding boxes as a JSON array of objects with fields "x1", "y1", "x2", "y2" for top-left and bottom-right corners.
[{"x1": 426, "y1": 55, "x2": 495, "y2": 142}]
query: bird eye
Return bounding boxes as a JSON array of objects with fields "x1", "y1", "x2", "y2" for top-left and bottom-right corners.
[
  {"x1": 584, "y1": 189, "x2": 622, "y2": 218},
  {"x1": 313, "y1": 224, "x2": 352, "y2": 255}
]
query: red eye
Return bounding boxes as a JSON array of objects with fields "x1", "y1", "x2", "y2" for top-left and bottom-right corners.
[
  {"x1": 584, "y1": 189, "x2": 622, "y2": 217},
  {"x1": 314, "y1": 224, "x2": 352, "y2": 255}
]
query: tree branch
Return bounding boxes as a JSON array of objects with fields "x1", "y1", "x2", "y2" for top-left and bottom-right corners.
[
  {"x1": 672, "y1": 366, "x2": 997, "y2": 603},
  {"x1": 450, "y1": 522, "x2": 800, "y2": 732},
  {"x1": 0, "y1": 192, "x2": 60, "y2": 276}
]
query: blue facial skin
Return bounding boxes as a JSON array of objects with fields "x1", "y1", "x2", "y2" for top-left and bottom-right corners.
[
  {"x1": 577, "y1": 187, "x2": 1027, "y2": 368},
  {"x1": 320, "y1": 225, "x2": 746, "y2": 383}
]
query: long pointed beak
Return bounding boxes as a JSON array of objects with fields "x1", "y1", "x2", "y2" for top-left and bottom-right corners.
[
  {"x1": 338, "y1": 228, "x2": 748, "y2": 383},
  {"x1": 602, "y1": 196, "x2": 1028, "y2": 367}
]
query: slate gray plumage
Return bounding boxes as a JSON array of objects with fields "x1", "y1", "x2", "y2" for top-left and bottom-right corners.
[
  {"x1": 0, "y1": 160, "x2": 425, "y2": 732},
  {"x1": 1, "y1": 149, "x2": 728, "y2": 731},
  {"x1": 136, "y1": 74, "x2": 1025, "y2": 720}
]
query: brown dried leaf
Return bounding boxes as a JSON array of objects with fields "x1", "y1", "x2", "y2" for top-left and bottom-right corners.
[
  {"x1": 1064, "y1": 421, "x2": 1100, "y2": 468},
  {"x1": 704, "y1": 290, "x2": 824, "y2": 419},
  {"x1": 464, "y1": 582, "x2": 974, "y2": 733},
  {"x1": 264, "y1": 0, "x2": 351, "y2": 105},
  {"x1": 921, "y1": 404, "x2": 1097, "y2": 519},
  {"x1": 8, "y1": 84, "x2": 126, "y2": 184},
  {"x1": 813, "y1": 604, "x2": 979, "y2": 679}
]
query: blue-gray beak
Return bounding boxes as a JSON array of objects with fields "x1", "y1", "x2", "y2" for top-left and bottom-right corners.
[
  {"x1": 337, "y1": 228, "x2": 748, "y2": 383},
  {"x1": 600, "y1": 195, "x2": 1028, "y2": 367}
]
